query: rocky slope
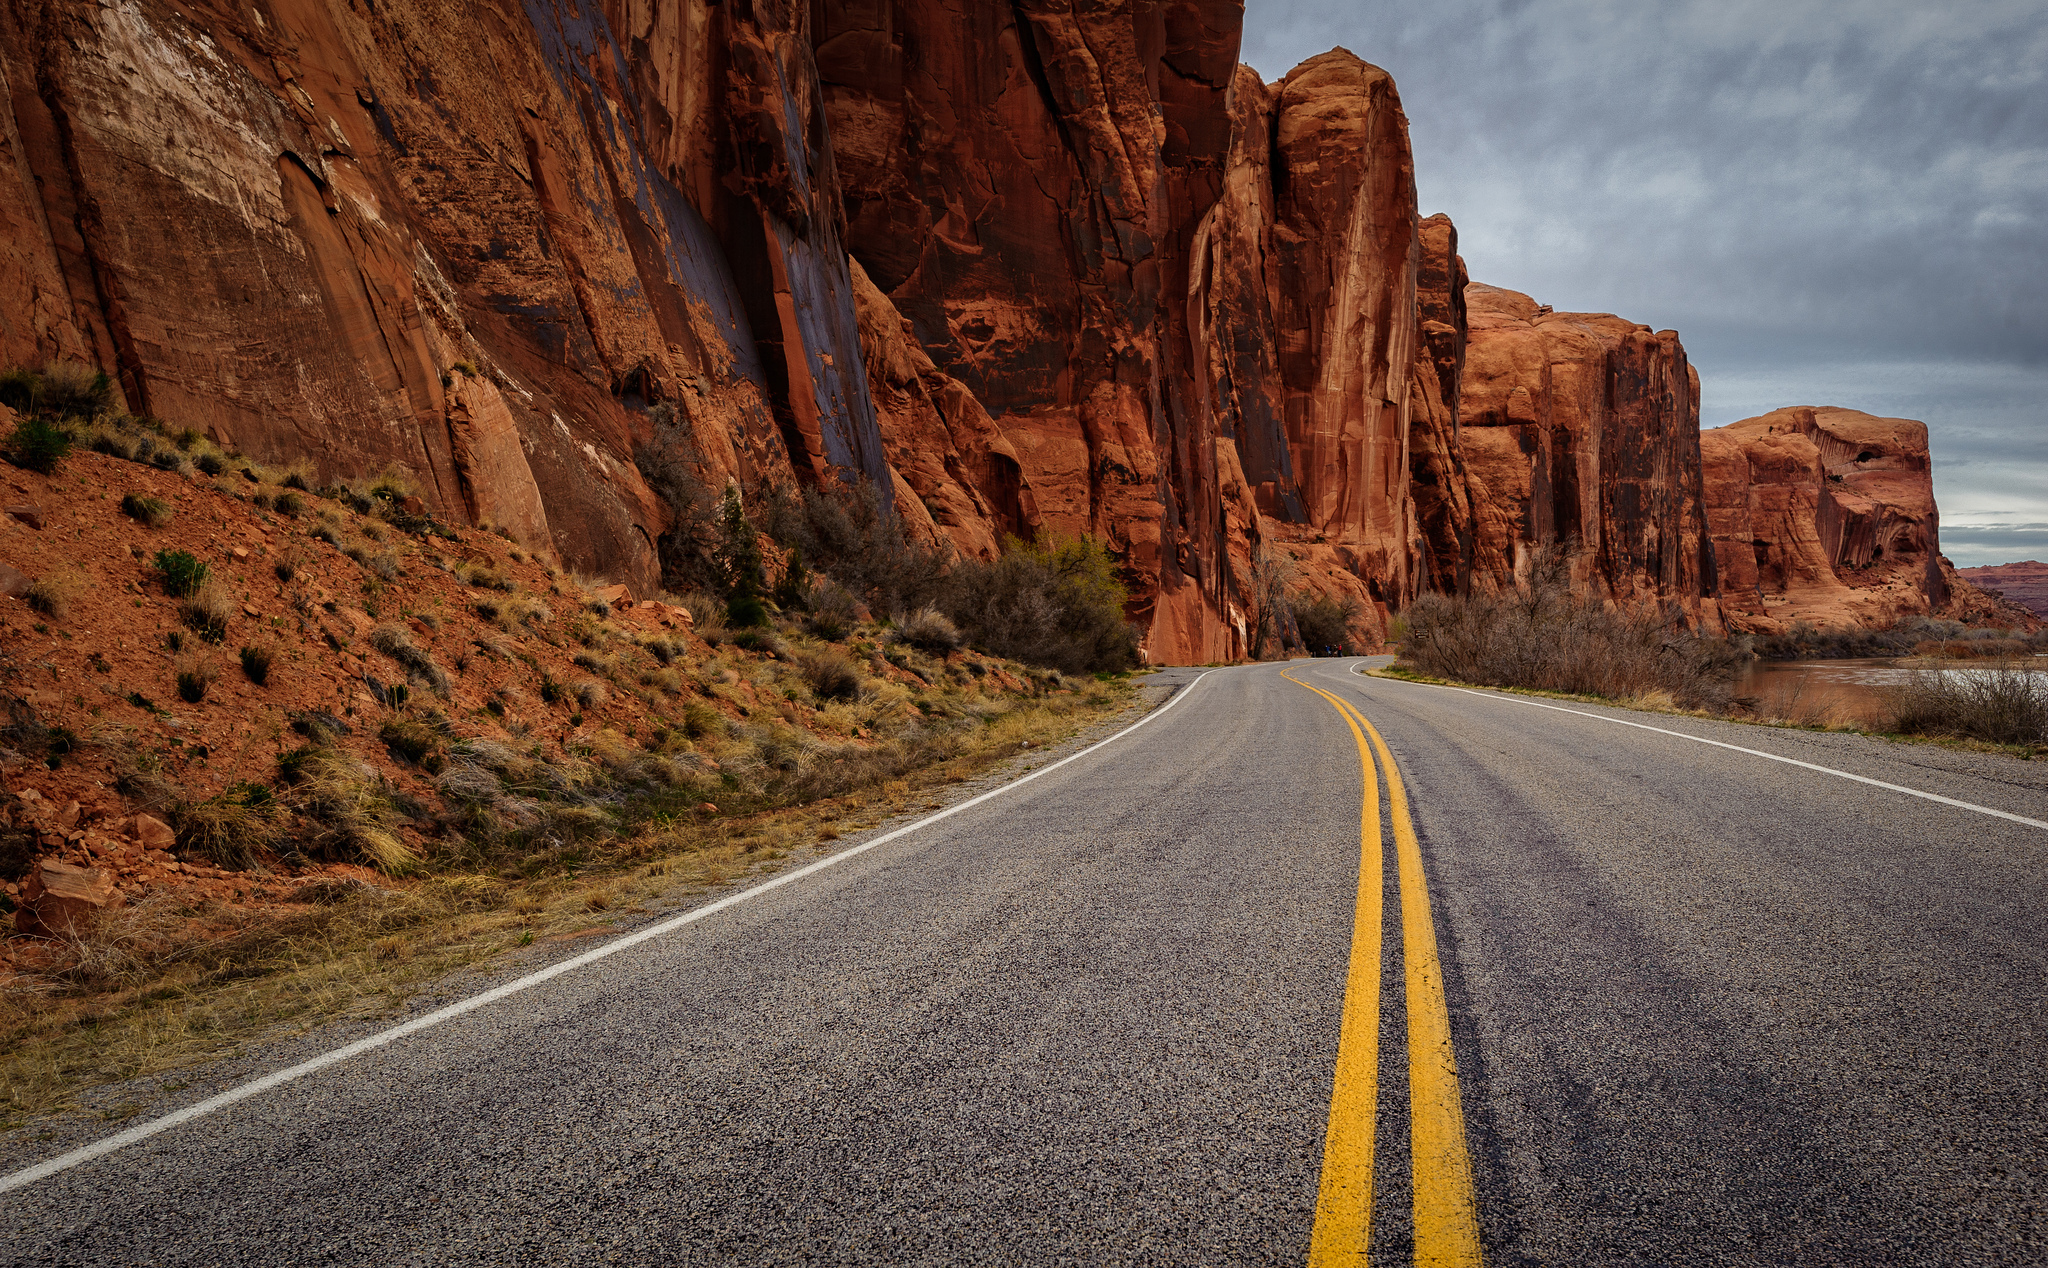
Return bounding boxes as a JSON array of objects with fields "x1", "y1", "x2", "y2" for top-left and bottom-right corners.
[
  {"x1": 0, "y1": 422, "x2": 1069, "y2": 943},
  {"x1": 1956, "y1": 562, "x2": 2048, "y2": 620}
]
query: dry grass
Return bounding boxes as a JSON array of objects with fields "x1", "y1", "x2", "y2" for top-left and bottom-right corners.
[
  {"x1": 0, "y1": 679, "x2": 1134, "y2": 1128},
  {"x1": 1883, "y1": 665, "x2": 2048, "y2": 746}
]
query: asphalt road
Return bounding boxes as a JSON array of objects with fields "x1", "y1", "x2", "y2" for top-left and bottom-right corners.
[{"x1": 4, "y1": 660, "x2": 2046, "y2": 1265}]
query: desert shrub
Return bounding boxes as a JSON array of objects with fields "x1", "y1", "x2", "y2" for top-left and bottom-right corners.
[
  {"x1": 0, "y1": 361, "x2": 111, "y2": 420},
  {"x1": 174, "y1": 784, "x2": 279, "y2": 870},
  {"x1": 573, "y1": 678, "x2": 608, "y2": 709},
  {"x1": 763, "y1": 479, "x2": 949, "y2": 617},
  {"x1": 153, "y1": 549, "x2": 208, "y2": 597},
  {"x1": 1292, "y1": 590, "x2": 1362, "y2": 654},
  {"x1": 681, "y1": 700, "x2": 723, "y2": 739},
  {"x1": 195, "y1": 451, "x2": 226, "y2": 476},
  {"x1": 273, "y1": 560, "x2": 297, "y2": 583},
  {"x1": 380, "y1": 717, "x2": 448, "y2": 772},
  {"x1": 1746, "y1": 616, "x2": 2034, "y2": 661},
  {"x1": 895, "y1": 604, "x2": 961, "y2": 653},
  {"x1": 369, "y1": 622, "x2": 450, "y2": 695},
  {"x1": 1397, "y1": 550, "x2": 1745, "y2": 709},
  {"x1": 1884, "y1": 666, "x2": 2048, "y2": 746},
  {"x1": 943, "y1": 535, "x2": 1140, "y2": 675},
  {"x1": 92, "y1": 431, "x2": 136, "y2": 460},
  {"x1": 7, "y1": 417, "x2": 72, "y2": 473},
  {"x1": 800, "y1": 649, "x2": 862, "y2": 701},
  {"x1": 803, "y1": 577, "x2": 859, "y2": 640},
  {"x1": 179, "y1": 582, "x2": 234, "y2": 643},
  {"x1": 632, "y1": 403, "x2": 726, "y2": 595},
  {"x1": 273, "y1": 490, "x2": 305, "y2": 519},
  {"x1": 539, "y1": 672, "x2": 565, "y2": 705},
  {"x1": 174, "y1": 655, "x2": 216, "y2": 703},
  {"x1": 150, "y1": 448, "x2": 193, "y2": 476},
  {"x1": 39, "y1": 361, "x2": 113, "y2": 417},
  {"x1": 122, "y1": 493, "x2": 173, "y2": 527},
  {"x1": 239, "y1": 644, "x2": 273, "y2": 685},
  {"x1": 731, "y1": 629, "x2": 786, "y2": 656},
  {"x1": 276, "y1": 746, "x2": 416, "y2": 873},
  {"x1": 26, "y1": 574, "x2": 76, "y2": 620}
]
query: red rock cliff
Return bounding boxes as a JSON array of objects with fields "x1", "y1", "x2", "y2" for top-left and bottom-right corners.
[
  {"x1": 1701, "y1": 406, "x2": 1953, "y2": 632},
  {"x1": 1455, "y1": 283, "x2": 1715, "y2": 618},
  {"x1": 0, "y1": 2, "x2": 1786, "y2": 659},
  {"x1": 0, "y1": 0, "x2": 896, "y2": 596}
]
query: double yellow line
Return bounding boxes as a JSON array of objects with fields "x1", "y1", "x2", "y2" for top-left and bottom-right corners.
[{"x1": 1284, "y1": 669, "x2": 1483, "y2": 1267}]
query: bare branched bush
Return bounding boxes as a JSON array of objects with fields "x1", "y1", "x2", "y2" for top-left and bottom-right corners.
[
  {"x1": 1397, "y1": 549, "x2": 1745, "y2": 710},
  {"x1": 1883, "y1": 666, "x2": 2048, "y2": 746}
]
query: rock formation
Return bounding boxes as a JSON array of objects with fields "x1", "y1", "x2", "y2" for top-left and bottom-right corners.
[
  {"x1": 2, "y1": 2, "x2": 1983, "y2": 661},
  {"x1": 1700, "y1": 406, "x2": 1953, "y2": 632},
  {"x1": 1455, "y1": 284, "x2": 1715, "y2": 619}
]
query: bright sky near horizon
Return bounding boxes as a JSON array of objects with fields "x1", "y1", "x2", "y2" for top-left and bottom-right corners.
[{"x1": 1240, "y1": 0, "x2": 2047, "y2": 568}]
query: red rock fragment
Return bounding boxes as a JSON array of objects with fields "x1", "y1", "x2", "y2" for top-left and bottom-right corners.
[
  {"x1": 4, "y1": 505, "x2": 42, "y2": 530},
  {"x1": 15, "y1": 859, "x2": 119, "y2": 937}
]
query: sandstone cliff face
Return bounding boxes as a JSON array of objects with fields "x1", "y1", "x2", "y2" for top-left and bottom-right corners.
[
  {"x1": 1700, "y1": 406, "x2": 1949, "y2": 632},
  {"x1": 0, "y1": 0, "x2": 899, "y2": 596},
  {"x1": 4, "y1": 2, "x2": 1908, "y2": 661},
  {"x1": 1455, "y1": 283, "x2": 1715, "y2": 618}
]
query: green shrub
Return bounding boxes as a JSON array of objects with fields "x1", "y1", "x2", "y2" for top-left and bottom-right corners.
[
  {"x1": 273, "y1": 491, "x2": 305, "y2": 518},
  {"x1": 153, "y1": 549, "x2": 209, "y2": 597},
  {"x1": 7, "y1": 417, "x2": 72, "y2": 473},
  {"x1": 122, "y1": 493, "x2": 172, "y2": 527},
  {"x1": 717, "y1": 485, "x2": 770, "y2": 628},
  {"x1": 943, "y1": 535, "x2": 1139, "y2": 675},
  {"x1": 1292, "y1": 590, "x2": 1362, "y2": 655}
]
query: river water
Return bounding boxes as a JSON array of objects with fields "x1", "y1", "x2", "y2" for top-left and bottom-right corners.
[{"x1": 1735, "y1": 657, "x2": 2048, "y2": 727}]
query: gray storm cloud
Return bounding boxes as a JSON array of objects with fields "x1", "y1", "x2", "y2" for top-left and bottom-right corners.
[{"x1": 1240, "y1": 0, "x2": 2047, "y2": 565}]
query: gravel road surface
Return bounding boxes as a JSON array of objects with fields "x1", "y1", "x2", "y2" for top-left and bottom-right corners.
[{"x1": 4, "y1": 660, "x2": 2044, "y2": 1265}]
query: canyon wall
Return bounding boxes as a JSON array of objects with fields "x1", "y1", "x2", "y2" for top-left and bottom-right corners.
[
  {"x1": 5, "y1": 1, "x2": 1925, "y2": 662},
  {"x1": 1454, "y1": 283, "x2": 1716, "y2": 619},
  {"x1": 0, "y1": 0, "x2": 893, "y2": 598}
]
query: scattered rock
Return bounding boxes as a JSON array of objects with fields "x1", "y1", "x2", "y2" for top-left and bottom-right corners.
[
  {"x1": 15, "y1": 859, "x2": 120, "y2": 937},
  {"x1": 4, "y1": 505, "x2": 43, "y2": 530},
  {"x1": 0, "y1": 561, "x2": 30, "y2": 598},
  {"x1": 133, "y1": 814, "x2": 177, "y2": 850}
]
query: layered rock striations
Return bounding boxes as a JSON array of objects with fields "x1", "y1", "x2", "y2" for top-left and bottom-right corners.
[
  {"x1": 1700, "y1": 406, "x2": 1952, "y2": 632},
  {"x1": 1957, "y1": 561, "x2": 2048, "y2": 620}
]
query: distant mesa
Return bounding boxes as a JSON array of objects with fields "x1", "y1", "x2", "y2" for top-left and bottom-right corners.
[{"x1": 1955, "y1": 560, "x2": 2048, "y2": 620}]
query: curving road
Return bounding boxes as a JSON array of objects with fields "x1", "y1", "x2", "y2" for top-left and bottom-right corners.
[{"x1": 3, "y1": 660, "x2": 2046, "y2": 1265}]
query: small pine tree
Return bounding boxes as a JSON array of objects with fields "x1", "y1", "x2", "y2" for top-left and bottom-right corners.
[{"x1": 716, "y1": 484, "x2": 769, "y2": 628}]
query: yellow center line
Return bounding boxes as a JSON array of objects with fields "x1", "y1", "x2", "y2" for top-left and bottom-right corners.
[
  {"x1": 1339, "y1": 687, "x2": 1484, "y2": 1268},
  {"x1": 1284, "y1": 670, "x2": 1384, "y2": 1265}
]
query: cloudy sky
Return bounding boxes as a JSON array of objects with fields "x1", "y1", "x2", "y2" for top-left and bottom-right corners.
[{"x1": 1241, "y1": 0, "x2": 2047, "y2": 567}]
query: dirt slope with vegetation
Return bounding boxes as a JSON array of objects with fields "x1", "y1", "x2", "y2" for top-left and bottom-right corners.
[{"x1": 0, "y1": 401, "x2": 1132, "y2": 1120}]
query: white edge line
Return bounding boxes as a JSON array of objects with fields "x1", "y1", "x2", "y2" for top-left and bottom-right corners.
[
  {"x1": 1351, "y1": 666, "x2": 2048, "y2": 832},
  {"x1": 0, "y1": 671, "x2": 1214, "y2": 1196}
]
